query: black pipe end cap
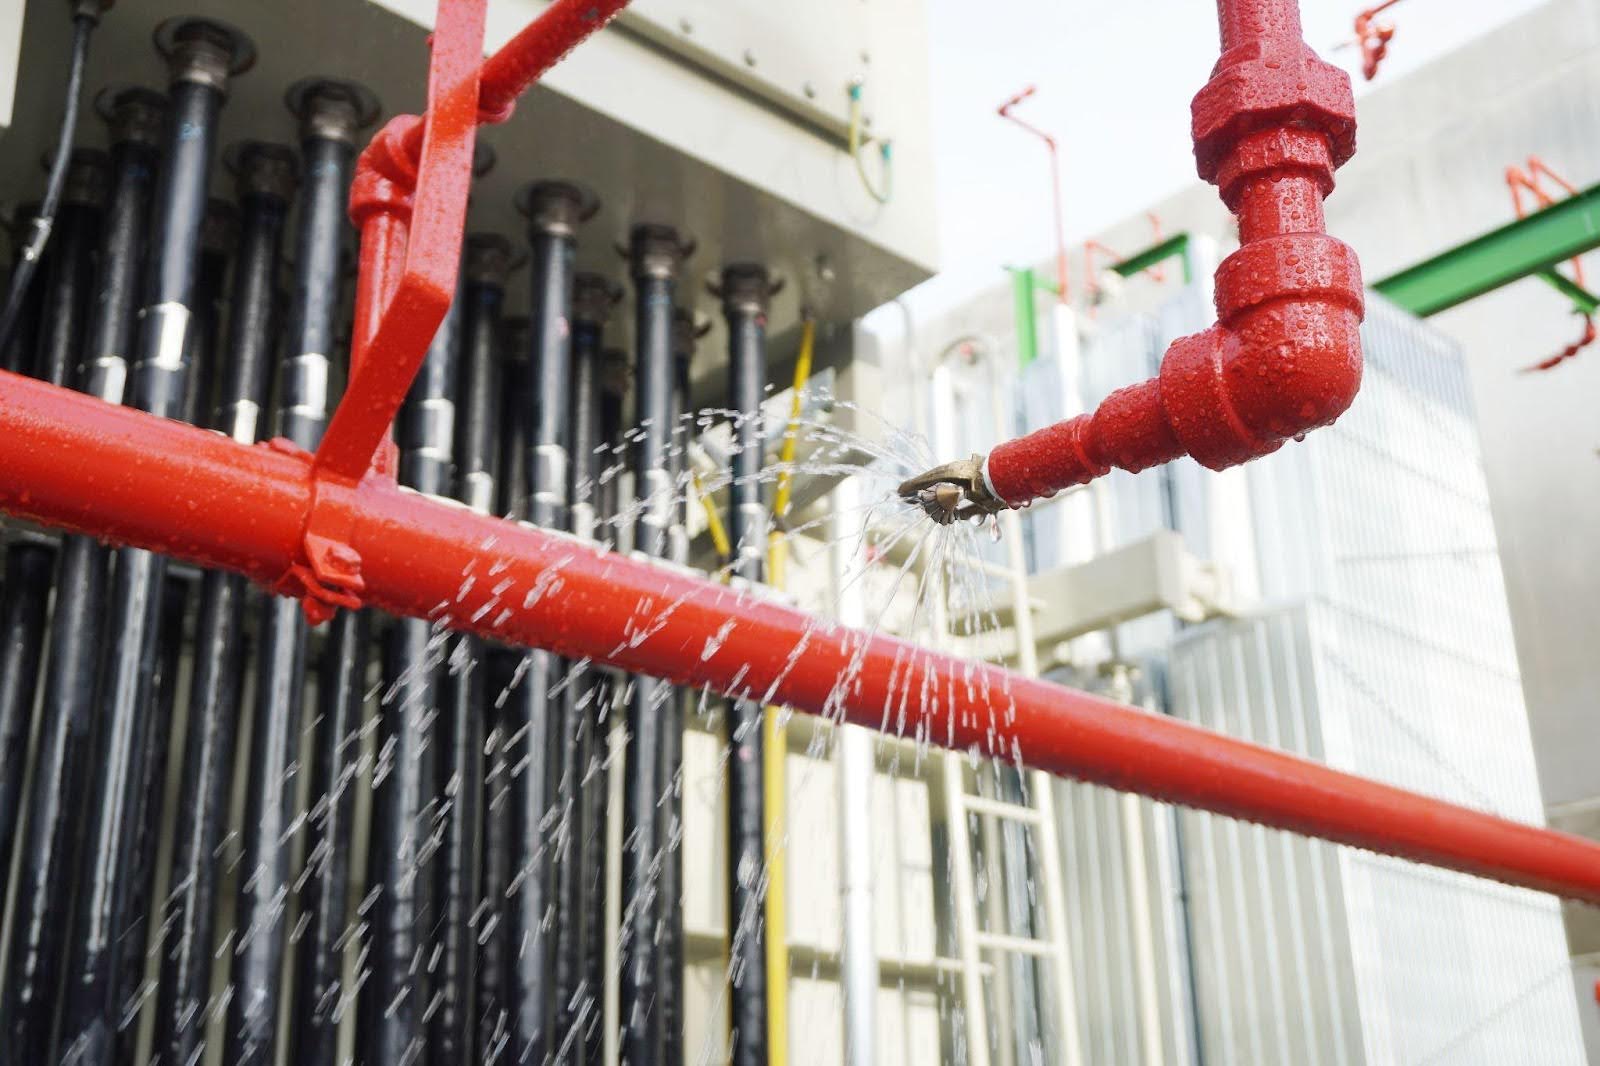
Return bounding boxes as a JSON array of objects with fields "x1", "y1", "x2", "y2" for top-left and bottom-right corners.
[
  {"x1": 153, "y1": 16, "x2": 257, "y2": 76},
  {"x1": 284, "y1": 77, "x2": 382, "y2": 130},
  {"x1": 225, "y1": 141, "x2": 300, "y2": 204},
  {"x1": 573, "y1": 272, "x2": 624, "y2": 326},
  {"x1": 515, "y1": 180, "x2": 600, "y2": 233},
  {"x1": 93, "y1": 84, "x2": 168, "y2": 148},
  {"x1": 622, "y1": 222, "x2": 695, "y2": 280},
  {"x1": 711, "y1": 262, "x2": 784, "y2": 313},
  {"x1": 464, "y1": 232, "x2": 521, "y2": 287},
  {"x1": 41, "y1": 147, "x2": 111, "y2": 209},
  {"x1": 671, "y1": 306, "x2": 712, "y2": 358}
]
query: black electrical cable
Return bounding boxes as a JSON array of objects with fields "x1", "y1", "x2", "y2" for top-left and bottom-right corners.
[
  {"x1": 54, "y1": 18, "x2": 252, "y2": 1060},
  {"x1": 0, "y1": 91, "x2": 157, "y2": 1062},
  {"x1": 720, "y1": 261, "x2": 776, "y2": 1066},
  {"x1": 283, "y1": 77, "x2": 378, "y2": 1066},
  {"x1": 0, "y1": 3, "x2": 100, "y2": 357},
  {"x1": 622, "y1": 222, "x2": 691, "y2": 1065}
]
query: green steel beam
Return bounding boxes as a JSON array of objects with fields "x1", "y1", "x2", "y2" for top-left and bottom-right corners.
[
  {"x1": 1010, "y1": 266, "x2": 1040, "y2": 367},
  {"x1": 1112, "y1": 232, "x2": 1193, "y2": 285},
  {"x1": 1372, "y1": 182, "x2": 1600, "y2": 317},
  {"x1": 1534, "y1": 267, "x2": 1600, "y2": 316}
]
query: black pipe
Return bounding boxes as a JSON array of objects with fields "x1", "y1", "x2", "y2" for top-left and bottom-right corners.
[
  {"x1": 620, "y1": 223, "x2": 691, "y2": 1065},
  {"x1": 656, "y1": 305, "x2": 703, "y2": 1066},
  {"x1": 501, "y1": 181, "x2": 590, "y2": 1063},
  {"x1": 0, "y1": 539, "x2": 53, "y2": 869},
  {"x1": 361, "y1": 262, "x2": 463, "y2": 1066},
  {"x1": 153, "y1": 571, "x2": 248, "y2": 1066},
  {"x1": 0, "y1": 149, "x2": 106, "y2": 882},
  {"x1": 116, "y1": 198, "x2": 236, "y2": 1066},
  {"x1": 283, "y1": 77, "x2": 379, "y2": 1066},
  {"x1": 457, "y1": 234, "x2": 510, "y2": 514},
  {"x1": 479, "y1": 648, "x2": 515, "y2": 1064},
  {"x1": 153, "y1": 143, "x2": 289, "y2": 1066},
  {"x1": 1, "y1": 202, "x2": 47, "y2": 376},
  {"x1": 429, "y1": 233, "x2": 510, "y2": 1062},
  {"x1": 480, "y1": 312, "x2": 530, "y2": 1064},
  {"x1": 54, "y1": 20, "x2": 252, "y2": 1063},
  {"x1": 720, "y1": 261, "x2": 777, "y2": 1066},
  {"x1": 0, "y1": 92, "x2": 160, "y2": 1062},
  {"x1": 584, "y1": 346, "x2": 630, "y2": 1065},
  {"x1": 31, "y1": 149, "x2": 108, "y2": 388},
  {"x1": 598, "y1": 348, "x2": 630, "y2": 546},
  {"x1": 497, "y1": 315, "x2": 531, "y2": 522},
  {"x1": 549, "y1": 271, "x2": 620, "y2": 1057}
]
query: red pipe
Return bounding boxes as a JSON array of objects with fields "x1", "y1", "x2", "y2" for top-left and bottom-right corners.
[
  {"x1": 998, "y1": 85, "x2": 1069, "y2": 304},
  {"x1": 983, "y1": 0, "x2": 1362, "y2": 508},
  {"x1": 3, "y1": 368, "x2": 1600, "y2": 904}
]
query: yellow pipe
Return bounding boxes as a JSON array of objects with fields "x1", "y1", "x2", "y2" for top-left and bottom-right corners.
[
  {"x1": 693, "y1": 470, "x2": 733, "y2": 565},
  {"x1": 764, "y1": 316, "x2": 813, "y2": 1066}
]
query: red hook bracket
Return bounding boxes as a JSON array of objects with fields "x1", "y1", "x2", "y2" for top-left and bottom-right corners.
[
  {"x1": 273, "y1": 0, "x2": 487, "y2": 623},
  {"x1": 273, "y1": 0, "x2": 633, "y2": 620}
]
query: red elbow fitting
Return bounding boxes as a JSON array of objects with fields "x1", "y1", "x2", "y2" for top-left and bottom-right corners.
[{"x1": 985, "y1": 0, "x2": 1363, "y2": 508}]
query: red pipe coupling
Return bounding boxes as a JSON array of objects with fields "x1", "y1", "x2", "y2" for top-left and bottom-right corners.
[{"x1": 984, "y1": 0, "x2": 1362, "y2": 507}]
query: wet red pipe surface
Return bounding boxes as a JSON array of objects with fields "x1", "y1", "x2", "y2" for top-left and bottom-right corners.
[
  {"x1": 4, "y1": 367, "x2": 1600, "y2": 904},
  {"x1": 985, "y1": 0, "x2": 1364, "y2": 508}
]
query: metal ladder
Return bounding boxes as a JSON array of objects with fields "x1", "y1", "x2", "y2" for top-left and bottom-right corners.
[{"x1": 933, "y1": 459, "x2": 1085, "y2": 1066}]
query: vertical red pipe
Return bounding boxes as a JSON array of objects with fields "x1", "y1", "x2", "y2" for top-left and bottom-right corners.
[
  {"x1": 1217, "y1": 0, "x2": 1301, "y2": 50},
  {"x1": 982, "y1": 0, "x2": 1361, "y2": 508}
]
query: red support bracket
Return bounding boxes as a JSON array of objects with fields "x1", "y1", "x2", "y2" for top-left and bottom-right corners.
[
  {"x1": 276, "y1": 0, "x2": 632, "y2": 622},
  {"x1": 313, "y1": 0, "x2": 486, "y2": 486},
  {"x1": 280, "y1": 0, "x2": 485, "y2": 622}
]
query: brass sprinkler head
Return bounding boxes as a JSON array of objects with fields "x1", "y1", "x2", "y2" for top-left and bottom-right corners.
[{"x1": 897, "y1": 454, "x2": 1006, "y2": 526}]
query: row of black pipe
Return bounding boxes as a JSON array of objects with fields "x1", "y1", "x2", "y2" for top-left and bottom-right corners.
[{"x1": 0, "y1": 10, "x2": 783, "y2": 1066}]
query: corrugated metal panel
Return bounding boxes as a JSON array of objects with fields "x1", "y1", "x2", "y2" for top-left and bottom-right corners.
[
  {"x1": 1056, "y1": 778, "x2": 1197, "y2": 1066},
  {"x1": 1170, "y1": 600, "x2": 1581, "y2": 1066}
]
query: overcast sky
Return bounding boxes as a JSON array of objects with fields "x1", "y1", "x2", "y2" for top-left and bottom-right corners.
[{"x1": 916, "y1": 0, "x2": 1549, "y2": 304}]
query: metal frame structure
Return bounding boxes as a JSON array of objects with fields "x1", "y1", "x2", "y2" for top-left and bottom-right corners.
[
  {"x1": 1, "y1": 7, "x2": 1600, "y2": 1010},
  {"x1": 1374, "y1": 179, "x2": 1600, "y2": 317}
]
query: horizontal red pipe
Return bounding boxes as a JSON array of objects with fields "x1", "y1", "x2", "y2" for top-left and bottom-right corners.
[{"x1": 4, "y1": 368, "x2": 1600, "y2": 904}]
